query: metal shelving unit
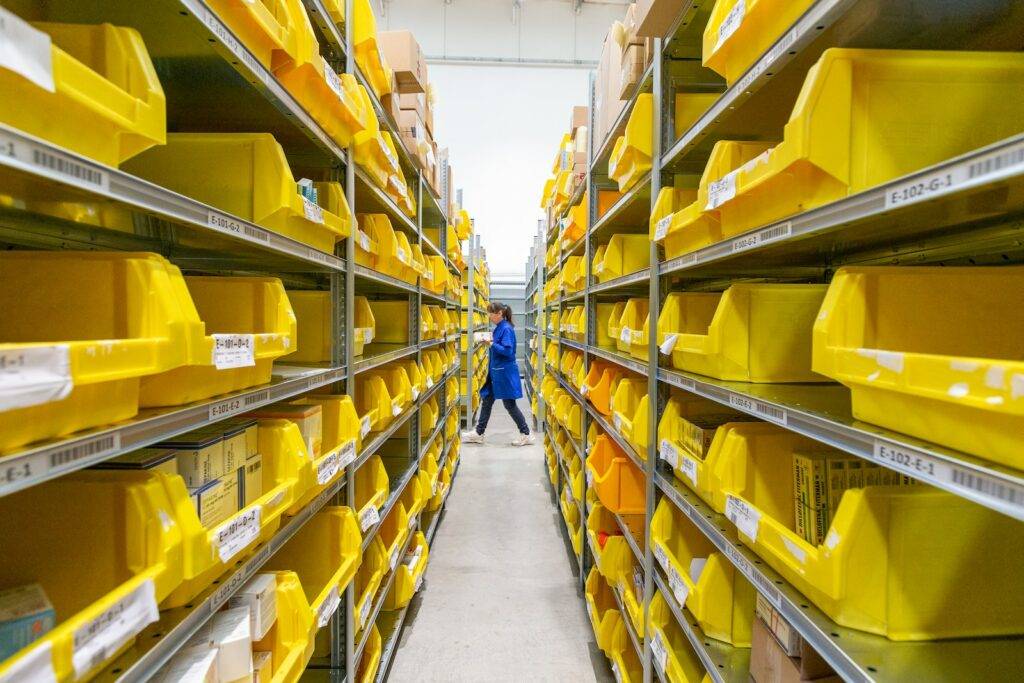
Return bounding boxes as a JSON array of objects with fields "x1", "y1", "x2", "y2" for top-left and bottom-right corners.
[
  {"x1": 0, "y1": 0, "x2": 464, "y2": 680},
  {"x1": 534, "y1": 3, "x2": 1024, "y2": 681}
]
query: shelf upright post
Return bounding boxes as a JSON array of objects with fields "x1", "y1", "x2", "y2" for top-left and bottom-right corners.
[
  {"x1": 642, "y1": 37, "x2": 664, "y2": 683},
  {"x1": 580, "y1": 69, "x2": 598, "y2": 588},
  {"x1": 342, "y1": 1, "x2": 356, "y2": 679},
  {"x1": 412, "y1": 172, "x2": 424, "y2": 464},
  {"x1": 463, "y1": 233, "x2": 476, "y2": 428},
  {"x1": 536, "y1": 223, "x2": 546, "y2": 435}
]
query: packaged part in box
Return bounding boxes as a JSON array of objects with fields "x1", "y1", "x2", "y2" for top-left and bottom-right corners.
[
  {"x1": 157, "y1": 429, "x2": 224, "y2": 489},
  {"x1": 91, "y1": 448, "x2": 178, "y2": 477},
  {"x1": 247, "y1": 402, "x2": 323, "y2": 458},
  {"x1": 155, "y1": 647, "x2": 218, "y2": 683},
  {"x1": 228, "y1": 574, "x2": 278, "y2": 641},
  {"x1": 211, "y1": 606, "x2": 253, "y2": 682},
  {"x1": 253, "y1": 650, "x2": 273, "y2": 682},
  {"x1": 0, "y1": 584, "x2": 55, "y2": 662},
  {"x1": 191, "y1": 475, "x2": 239, "y2": 529},
  {"x1": 222, "y1": 417, "x2": 258, "y2": 476},
  {"x1": 379, "y1": 30, "x2": 427, "y2": 93}
]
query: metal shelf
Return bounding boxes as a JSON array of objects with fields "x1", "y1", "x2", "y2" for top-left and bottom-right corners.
[
  {"x1": 353, "y1": 264, "x2": 420, "y2": 295},
  {"x1": 0, "y1": 124, "x2": 347, "y2": 274},
  {"x1": 353, "y1": 343, "x2": 421, "y2": 375},
  {"x1": 354, "y1": 166, "x2": 418, "y2": 236},
  {"x1": 654, "y1": 472, "x2": 1024, "y2": 682},
  {"x1": 651, "y1": 571, "x2": 750, "y2": 683},
  {"x1": 591, "y1": 61, "x2": 655, "y2": 174},
  {"x1": 615, "y1": 511, "x2": 645, "y2": 566},
  {"x1": 612, "y1": 577, "x2": 644, "y2": 663},
  {"x1": 359, "y1": 450, "x2": 422, "y2": 552},
  {"x1": 355, "y1": 515, "x2": 420, "y2": 663},
  {"x1": 589, "y1": 269, "x2": 651, "y2": 296},
  {"x1": 661, "y1": 0, "x2": 1021, "y2": 174},
  {"x1": 0, "y1": 365, "x2": 344, "y2": 498},
  {"x1": 589, "y1": 345, "x2": 648, "y2": 378},
  {"x1": 589, "y1": 174, "x2": 653, "y2": 240},
  {"x1": 660, "y1": 134, "x2": 1024, "y2": 279},
  {"x1": 657, "y1": 367, "x2": 1024, "y2": 521},
  {"x1": 98, "y1": 472, "x2": 348, "y2": 682}
]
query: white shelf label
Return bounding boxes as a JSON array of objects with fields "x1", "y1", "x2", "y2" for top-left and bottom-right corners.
[
  {"x1": 316, "y1": 585, "x2": 341, "y2": 628},
  {"x1": 425, "y1": 376, "x2": 434, "y2": 388},
  {"x1": 0, "y1": 345, "x2": 72, "y2": 411},
  {"x1": 358, "y1": 230, "x2": 372, "y2": 251},
  {"x1": 705, "y1": 172, "x2": 737, "y2": 210},
  {"x1": 651, "y1": 630, "x2": 669, "y2": 673},
  {"x1": 208, "y1": 388, "x2": 269, "y2": 421},
  {"x1": 731, "y1": 221, "x2": 792, "y2": 253},
  {"x1": 611, "y1": 660, "x2": 622, "y2": 683},
  {"x1": 653, "y1": 215, "x2": 672, "y2": 241},
  {"x1": 0, "y1": 7, "x2": 54, "y2": 91},
  {"x1": 728, "y1": 394, "x2": 787, "y2": 424},
  {"x1": 680, "y1": 454, "x2": 698, "y2": 487},
  {"x1": 208, "y1": 211, "x2": 269, "y2": 245},
  {"x1": 72, "y1": 579, "x2": 159, "y2": 678},
  {"x1": 363, "y1": 329, "x2": 373, "y2": 344},
  {"x1": 360, "y1": 415, "x2": 372, "y2": 438},
  {"x1": 659, "y1": 333, "x2": 678, "y2": 356},
  {"x1": 389, "y1": 545, "x2": 400, "y2": 570},
  {"x1": 360, "y1": 505, "x2": 380, "y2": 531},
  {"x1": 317, "y1": 450, "x2": 341, "y2": 485},
  {"x1": 212, "y1": 506, "x2": 262, "y2": 563},
  {"x1": 212, "y1": 334, "x2": 255, "y2": 369},
  {"x1": 0, "y1": 641, "x2": 55, "y2": 683},
  {"x1": 653, "y1": 543, "x2": 669, "y2": 571},
  {"x1": 301, "y1": 196, "x2": 324, "y2": 224},
  {"x1": 659, "y1": 439, "x2": 679, "y2": 469},
  {"x1": 359, "y1": 595, "x2": 372, "y2": 628},
  {"x1": 726, "y1": 495, "x2": 760, "y2": 542},
  {"x1": 392, "y1": 403, "x2": 403, "y2": 417},
  {"x1": 715, "y1": 0, "x2": 745, "y2": 49},
  {"x1": 668, "y1": 563, "x2": 690, "y2": 607},
  {"x1": 619, "y1": 327, "x2": 632, "y2": 344}
]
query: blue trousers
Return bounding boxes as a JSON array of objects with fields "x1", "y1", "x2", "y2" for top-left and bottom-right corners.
[{"x1": 476, "y1": 395, "x2": 530, "y2": 435}]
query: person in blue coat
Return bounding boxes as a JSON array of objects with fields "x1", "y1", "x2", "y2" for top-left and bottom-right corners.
[{"x1": 462, "y1": 302, "x2": 534, "y2": 446}]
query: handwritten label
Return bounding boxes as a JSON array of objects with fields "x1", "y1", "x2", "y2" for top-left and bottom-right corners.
[
  {"x1": 72, "y1": 580, "x2": 159, "y2": 678},
  {"x1": 705, "y1": 172, "x2": 737, "y2": 210},
  {"x1": 212, "y1": 334, "x2": 255, "y2": 369},
  {"x1": 301, "y1": 196, "x2": 324, "y2": 224},
  {"x1": 359, "y1": 505, "x2": 380, "y2": 531},
  {"x1": 679, "y1": 454, "x2": 698, "y2": 487},
  {"x1": 212, "y1": 506, "x2": 262, "y2": 563},
  {"x1": 653, "y1": 214, "x2": 672, "y2": 241},
  {"x1": 726, "y1": 495, "x2": 760, "y2": 541},
  {"x1": 316, "y1": 585, "x2": 340, "y2": 627},
  {"x1": 317, "y1": 450, "x2": 341, "y2": 485},
  {"x1": 0, "y1": 345, "x2": 71, "y2": 411}
]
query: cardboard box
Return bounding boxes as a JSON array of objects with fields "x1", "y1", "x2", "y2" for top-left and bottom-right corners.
[
  {"x1": 596, "y1": 22, "x2": 627, "y2": 147},
  {"x1": 248, "y1": 403, "x2": 323, "y2": 458},
  {"x1": 92, "y1": 448, "x2": 178, "y2": 477},
  {"x1": 229, "y1": 573, "x2": 278, "y2": 641},
  {"x1": 244, "y1": 454, "x2": 263, "y2": 507},
  {"x1": 750, "y1": 615, "x2": 839, "y2": 683},
  {"x1": 191, "y1": 475, "x2": 239, "y2": 529},
  {"x1": 571, "y1": 106, "x2": 589, "y2": 135},
  {"x1": 678, "y1": 413, "x2": 753, "y2": 460},
  {"x1": 634, "y1": 0, "x2": 684, "y2": 39},
  {"x1": 221, "y1": 417, "x2": 256, "y2": 475},
  {"x1": 398, "y1": 109, "x2": 428, "y2": 164},
  {"x1": 382, "y1": 87, "x2": 402, "y2": 126},
  {"x1": 619, "y1": 42, "x2": 646, "y2": 99},
  {"x1": 159, "y1": 429, "x2": 224, "y2": 488},
  {"x1": 156, "y1": 648, "x2": 218, "y2": 683},
  {"x1": 379, "y1": 30, "x2": 427, "y2": 94},
  {"x1": 0, "y1": 584, "x2": 54, "y2": 661},
  {"x1": 253, "y1": 651, "x2": 273, "y2": 683},
  {"x1": 399, "y1": 92, "x2": 428, "y2": 123},
  {"x1": 211, "y1": 607, "x2": 253, "y2": 682}
]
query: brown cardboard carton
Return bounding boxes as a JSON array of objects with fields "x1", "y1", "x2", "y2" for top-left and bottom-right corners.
[
  {"x1": 379, "y1": 30, "x2": 427, "y2": 94},
  {"x1": 399, "y1": 92, "x2": 428, "y2": 121},
  {"x1": 619, "y1": 42, "x2": 646, "y2": 99},
  {"x1": 750, "y1": 618, "x2": 840, "y2": 683},
  {"x1": 634, "y1": 0, "x2": 685, "y2": 39},
  {"x1": 398, "y1": 109, "x2": 427, "y2": 163},
  {"x1": 597, "y1": 22, "x2": 627, "y2": 148},
  {"x1": 570, "y1": 106, "x2": 589, "y2": 135}
]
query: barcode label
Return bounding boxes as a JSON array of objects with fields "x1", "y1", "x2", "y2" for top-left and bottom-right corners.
[
  {"x1": 653, "y1": 215, "x2": 672, "y2": 241},
  {"x1": 203, "y1": 9, "x2": 266, "y2": 83},
  {"x1": 49, "y1": 433, "x2": 120, "y2": 473},
  {"x1": 306, "y1": 248, "x2": 331, "y2": 264},
  {"x1": 72, "y1": 579, "x2": 159, "y2": 678},
  {"x1": 212, "y1": 506, "x2": 262, "y2": 563},
  {"x1": 950, "y1": 468, "x2": 1024, "y2": 508},
  {"x1": 886, "y1": 141, "x2": 1024, "y2": 208},
  {"x1": 212, "y1": 334, "x2": 255, "y2": 369},
  {"x1": 715, "y1": 0, "x2": 746, "y2": 49},
  {"x1": 0, "y1": 6, "x2": 54, "y2": 91},
  {"x1": 208, "y1": 211, "x2": 269, "y2": 244},
  {"x1": 726, "y1": 495, "x2": 760, "y2": 541},
  {"x1": 729, "y1": 394, "x2": 787, "y2": 424},
  {"x1": 968, "y1": 144, "x2": 1024, "y2": 180},
  {"x1": 209, "y1": 389, "x2": 270, "y2": 420},
  {"x1": 732, "y1": 221, "x2": 792, "y2": 252},
  {"x1": 316, "y1": 585, "x2": 340, "y2": 628},
  {"x1": 360, "y1": 504, "x2": 380, "y2": 531},
  {"x1": 29, "y1": 144, "x2": 107, "y2": 190}
]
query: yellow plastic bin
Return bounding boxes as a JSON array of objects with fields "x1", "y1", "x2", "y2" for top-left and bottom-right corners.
[
  {"x1": 605, "y1": 302, "x2": 628, "y2": 351},
  {"x1": 293, "y1": 394, "x2": 361, "y2": 504},
  {"x1": 264, "y1": 506, "x2": 363, "y2": 630},
  {"x1": 719, "y1": 445, "x2": 1024, "y2": 639},
  {"x1": 369, "y1": 365, "x2": 413, "y2": 416},
  {"x1": 655, "y1": 141, "x2": 772, "y2": 259},
  {"x1": 358, "y1": 214, "x2": 409, "y2": 281},
  {"x1": 253, "y1": 571, "x2": 316, "y2": 682},
  {"x1": 651, "y1": 497, "x2": 755, "y2": 646},
  {"x1": 401, "y1": 470, "x2": 428, "y2": 519},
  {"x1": 586, "y1": 435, "x2": 645, "y2": 515},
  {"x1": 813, "y1": 266, "x2": 1024, "y2": 471},
  {"x1": 0, "y1": 252, "x2": 204, "y2": 451},
  {"x1": 205, "y1": 0, "x2": 303, "y2": 71},
  {"x1": 616, "y1": 299, "x2": 648, "y2": 355},
  {"x1": 612, "y1": 378, "x2": 647, "y2": 454},
  {"x1": 356, "y1": 455, "x2": 389, "y2": 531},
  {"x1": 0, "y1": 468, "x2": 185, "y2": 681},
  {"x1": 562, "y1": 256, "x2": 584, "y2": 293},
  {"x1": 617, "y1": 546, "x2": 645, "y2": 638},
  {"x1": 138, "y1": 274, "x2": 297, "y2": 406},
  {"x1": 608, "y1": 94, "x2": 653, "y2": 192},
  {"x1": 657, "y1": 285, "x2": 828, "y2": 383},
  {"x1": 354, "y1": 537, "x2": 387, "y2": 633},
  {"x1": 585, "y1": 569, "x2": 626, "y2": 657},
  {"x1": 288, "y1": 291, "x2": 374, "y2": 360},
  {"x1": 384, "y1": 531, "x2": 429, "y2": 610},
  {"x1": 564, "y1": 199, "x2": 588, "y2": 245},
  {"x1": 716, "y1": 50, "x2": 1024, "y2": 240},
  {"x1": 657, "y1": 393, "x2": 752, "y2": 492},
  {"x1": 354, "y1": 130, "x2": 403, "y2": 192},
  {"x1": 353, "y1": 0, "x2": 393, "y2": 98},
  {"x1": 355, "y1": 374, "x2": 394, "y2": 433},
  {"x1": 379, "y1": 502, "x2": 412, "y2": 574},
  {"x1": 583, "y1": 361, "x2": 624, "y2": 417},
  {"x1": 610, "y1": 634, "x2": 643, "y2": 683},
  {"x1": 586, "y1": 504, "x2": 637, "y2": 583},
  {"x1": 368, "y1": 300, "x2": 410, "y2": 344},
  {"x1": 0, "y1": 19, "x2": 165, "y2": 168},
  {"x1": 599, "y1": 234, "x2": 649, "y2": 283},
  {"x1": 649, "y1": 591, "x2": 713, "y2": 683},
  {"x1": 703, "y1": 0, "x2": 815, "y2": 84},
  {"x1": 356, "y1": 624, "x2": 383, "y2": 683},
  {"x1": 124, "y1": 134, "x2": 351, "y2": 254},
  {"x1": 354, "y1": 219, "x2": 379, "y2": 270}
]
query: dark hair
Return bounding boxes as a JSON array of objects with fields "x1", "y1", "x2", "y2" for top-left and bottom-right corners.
[{"x1": 487, "y1": 302, "x2": 514, "y2": 326}]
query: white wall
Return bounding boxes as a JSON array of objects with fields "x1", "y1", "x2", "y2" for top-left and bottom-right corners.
[{"x1": 380, "y1": 0, "x2": 628, "y2": 273}]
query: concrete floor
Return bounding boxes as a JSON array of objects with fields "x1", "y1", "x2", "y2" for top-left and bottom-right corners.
[{"x1": 388, "y1": 408, "x2": 614, "y2": 682}]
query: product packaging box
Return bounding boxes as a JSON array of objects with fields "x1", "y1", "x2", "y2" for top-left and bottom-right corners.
[
  {"x1": 678, "y1": 413, "x2": 754, "y2": 460},
  {"x1": 156, "y1": 647, "x2": 218, "y2": 683},
  {"x1": 253, "y1": 651, "x2": 273, "y2": 682},
  {"x1": 91, "y1": 448, "x2": 178, "y2": 476},
  {"x1": 248, "y1": 403, "x2": 323, "y2": 458},
  {"x1": 0, "y1": 584, "x2": 54, "y2": 661},
  {"x1": 634, "y1": 0, "x2": 684, "y2": 39},
  {"x1": 243, "y1": 453, "x2": 263, "y2": 507},
  {"x1": 571, "y1": 105, "x2": 589, "y2": 135},
  {"x1": 750, "y1": 612, "x2": 839, "y2": 682},
  {"x1": 379, "y1": 30, "x2": 427, "y2": 93},
  {"x1": 211, "y1": 606, "x2": 253, "y2": 682},
  {"x1": 158, "y1": 428, "x2": 225, "y2": 488},
  {"x1": 191, "y1": 475, "x2": 239, "y2": 529},
  {"x1": 619, "y1": 42, "x2": 646, "y2": 98},
  {"x1": 228, "y1": 574, "x2": 277, "y2": 641},
  {"x1": 221, "y1": 417, "x2": 257, "y2": 475}
]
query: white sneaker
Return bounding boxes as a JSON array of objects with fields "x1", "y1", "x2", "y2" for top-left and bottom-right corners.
[
  {"x1": 462, "y1": 430, "x2": 484, "y2": 444},
  {"x1": 509, "y1": 434, "x2": 535, "y2": 447}
]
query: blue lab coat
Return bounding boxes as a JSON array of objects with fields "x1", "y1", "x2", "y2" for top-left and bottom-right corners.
[{"x1": 480, "y1": 320, "x2": 522, "y2": 400}]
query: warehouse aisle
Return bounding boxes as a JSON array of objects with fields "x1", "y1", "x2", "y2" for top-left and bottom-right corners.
[{"x1": 390, "y1": 409, "x2": 612, "y2": 682}]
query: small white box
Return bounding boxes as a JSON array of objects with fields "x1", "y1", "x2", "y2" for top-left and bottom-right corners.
[
  {"x1": 157, "y1": 647, "x2": 219, "y2": 682},
  {"x1": 227, "y1": 574, "x2": 276, "y2": 641},
  {"x1": 211, "y1": 607, "x2": 252, "y2": 682}
]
